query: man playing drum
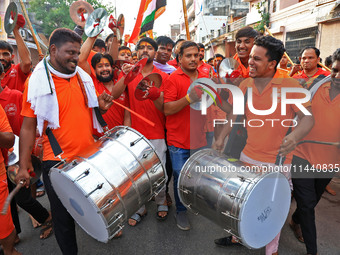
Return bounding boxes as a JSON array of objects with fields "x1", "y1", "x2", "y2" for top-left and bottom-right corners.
[
  {"x1": 213, "y1": 35, "x2": 314, "y2": 255},
  {"x1": 16, "y1": 28, "x2": 114, "y2": 255},
  {"x1": 163, "y1": 41, "x2": 209, "y2": 230},
  {"x1": 289, "y1": 48, "x2": 340, "y2": 255},
  {"x1": 112, "y1": 37, "x2": 169, "y2": 225}
]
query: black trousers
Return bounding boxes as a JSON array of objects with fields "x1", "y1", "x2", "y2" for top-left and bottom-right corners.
[
  {"x1": 291, "y1": 155, "x2": 332, "y2": 255},
  {"x1": 42, "y1": 161, "x2": 77, "y2": 255}
]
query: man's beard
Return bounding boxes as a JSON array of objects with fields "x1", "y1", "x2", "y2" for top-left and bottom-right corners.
[
  {"x1": 199, "y1": 55, "x2": 204, "y2": 61},
  {"x1": 97, "y1": 73, "x2": 114, "y2": 83},
  {"x1": 0, "y1": 60, "x2": 11, "y2": 70}
]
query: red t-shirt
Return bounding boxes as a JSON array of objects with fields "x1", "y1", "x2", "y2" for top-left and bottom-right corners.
[
  {"x1": 91, "y1": 74, "x2": 128, "y2": 129},
  {"x1": 2, "y1": 64, "x2": 30, "y2": 92},
  {"x1": 125, "y1": 66, "x2": 168, "y2": 140},
  {"x1": 164, "y1": 68, "x2": 208, "y2": 149},
  {"x1": 0, "y1": 87, "x2": 23, "y2": 136},
  {"x1": 197, "y1": 62, "x2": 215, "y2": 77},
  {"x1": 167, "y1": 59, "x2": 179, "y2": 69}
]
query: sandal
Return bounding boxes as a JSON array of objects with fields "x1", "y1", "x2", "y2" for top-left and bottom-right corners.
[
  {"x1": 36, "y1": 187, "x2": 45, "y2": 198},
  {"x1": 128, "y1": 211, "x2": 147, "y2": 227},
  {"x1": 156, "y1": 204, "x2": 168, "y2": 221},
  {"x1": 214, "y1": 236, "x2": 241, "y2": 247},
  {"x1": 40, "y1": 219, "x2": 53, "y2": 239}
]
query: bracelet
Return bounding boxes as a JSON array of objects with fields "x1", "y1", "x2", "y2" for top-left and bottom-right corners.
[{"x1": 185, "y1": 94, "x2": 191, "y2": 104}]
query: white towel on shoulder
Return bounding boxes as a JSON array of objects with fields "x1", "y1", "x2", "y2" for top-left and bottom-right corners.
[{"x1": 27, "y1": 56, "x2": 103, "y2": 135}]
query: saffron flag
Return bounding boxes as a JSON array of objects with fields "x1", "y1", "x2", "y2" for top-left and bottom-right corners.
[{"x1": 128, "y1": 0, "x2": 166, "y2": 44}]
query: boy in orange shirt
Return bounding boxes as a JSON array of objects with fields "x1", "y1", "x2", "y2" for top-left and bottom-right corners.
[{"x1": 213, "y1": 36, "x2": 314, "y2": 255}]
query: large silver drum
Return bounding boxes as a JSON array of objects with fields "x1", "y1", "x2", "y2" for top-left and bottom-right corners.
[
  {"x1": 178, "y1": 149, "x2": 291, "y2": 249},
  {"x1": 50, "y1": 126, "x2": 165, "y2": 243}
]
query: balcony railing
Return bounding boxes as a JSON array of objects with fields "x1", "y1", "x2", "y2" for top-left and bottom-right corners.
[
  {"x1": 317, "y1": 0, "x2": 336, "y2": 6},
  {"x1": 230, "y1": 16, "x2": 246, "y2": 32}
]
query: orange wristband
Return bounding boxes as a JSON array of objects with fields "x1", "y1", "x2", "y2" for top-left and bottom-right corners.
[{"x1": 185, "y1": 94, "x2": 191, "y2": 104}]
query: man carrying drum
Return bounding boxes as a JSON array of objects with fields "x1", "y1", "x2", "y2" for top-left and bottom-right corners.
[
  {"x1": 16, "y1": 28, "x2": 114, "y2": 255},
  {"x1": 213, "y1": 35, "x2": 314, "y2": 255},
  {"x1": 112, "y1": 37, "x2": 169, "y2": 225}
]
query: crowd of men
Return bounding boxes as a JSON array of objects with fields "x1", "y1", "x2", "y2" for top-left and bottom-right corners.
[{"x1": 0, "y1": 14, "x2": 339, "y2": 255}]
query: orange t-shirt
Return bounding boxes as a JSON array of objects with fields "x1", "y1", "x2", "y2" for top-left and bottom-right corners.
[
  {"x1": 294, "y1": 82, "x2": 340, "y2": 167},
  {"x1": 0, "y1": 105, "x2": 13, "y2": 176},
  {"x1": 21, "y1": 74, "x2": 96, "y2": 161},
  {"x1": 87, "y1": 50, "x2": 97, "y2": 76},
  {"x1": 276, "y1": 68, "x2": 290, "y2": 78},
  {"x1": 164, "y1": 68, "x2": 208, "y2": 149},
  {"x1": 230, "y1": 71, "x2": 311, "y2": 163},
  {"x1": 234, "y1": 53, "x2": 249, "y2": 78}
]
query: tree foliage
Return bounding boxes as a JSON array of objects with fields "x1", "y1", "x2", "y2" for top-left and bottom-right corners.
[
  {"x1": 254, "y1": 0, "x2": 270, "y2": 33},
  {"x1": 29, "y1": 0, "x2": 115, "y2": 38}
]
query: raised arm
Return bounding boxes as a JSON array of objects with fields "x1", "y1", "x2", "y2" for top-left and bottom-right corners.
[
  {"x1": 13, "y1": 16, "x2": 31, "y2": 74},
  {"x1": 78, "y1": 36, "x2": 97, "y2": 75}
]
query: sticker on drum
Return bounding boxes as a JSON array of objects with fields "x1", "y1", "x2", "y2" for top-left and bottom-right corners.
[{"x1": 237, "y1": 172, "x2": 290, "y2": 249}]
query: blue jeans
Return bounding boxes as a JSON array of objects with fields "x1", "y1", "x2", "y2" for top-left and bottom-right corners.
[{"x1": 168, "y1": 146, "x2": 191, "y2": 212}]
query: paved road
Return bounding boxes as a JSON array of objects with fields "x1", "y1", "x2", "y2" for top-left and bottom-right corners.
[{"x1": 11, "y1": 176, "x2": 340, "y2": 255}]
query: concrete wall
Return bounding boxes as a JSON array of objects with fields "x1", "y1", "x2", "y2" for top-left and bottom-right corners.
[
  {"x1": 319, "y1": 21, "x2": 340, "y2": 62},
  {"x1": 280, "y1": 0, "x2": 300, "y2": 10}
]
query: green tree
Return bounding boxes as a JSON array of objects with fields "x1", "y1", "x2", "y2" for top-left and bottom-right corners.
[{"x1": 29, "y1": 0, "x2": 115, "y2": 38}]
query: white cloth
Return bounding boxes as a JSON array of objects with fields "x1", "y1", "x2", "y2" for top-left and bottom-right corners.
[
  {"x1": 153, "y1": 61, "x2": 176, "y2": 74},
  {"x1": 27, "y1": 56, "x2": 102, "y2": 135}
]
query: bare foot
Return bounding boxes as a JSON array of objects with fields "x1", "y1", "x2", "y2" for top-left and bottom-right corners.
[
  {"x1": 113, "y1": 230, "x2": 122, "y2": 238},
  {"x1": 29, "y1": 215, "x2": 41, "y2": 228}
]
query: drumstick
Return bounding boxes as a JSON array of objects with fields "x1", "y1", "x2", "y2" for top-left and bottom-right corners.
[
  {"x1": 297, "y1": 140, "x2": 340, "y2": 147},
  {"x1": 264, "y1": 25, "x2": 294, "y2": 66},
  {"x1": 1, "y1": 181, "x2": 24, "y2": 215},
  {"x1": 18, "y1": 0, "x2": 43, "y2": 56},
  {"x1": 112, "y1": 100, "x2": 155, "y2": 127}
]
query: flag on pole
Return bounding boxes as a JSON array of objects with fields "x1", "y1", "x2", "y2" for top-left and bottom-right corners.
[{"x1": 128, "y1": 0, "x2": 166, "y2": 44}]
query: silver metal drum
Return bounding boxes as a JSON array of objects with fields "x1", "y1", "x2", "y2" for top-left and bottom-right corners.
[
  {"x1": 178, "y1": 149, "x2": 291, "y2": 249},
  {"x1": 50, "y1": 126, "x2": 165, "y2": 243}
]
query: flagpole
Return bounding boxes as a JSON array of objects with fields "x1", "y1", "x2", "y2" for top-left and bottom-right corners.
[{"x1": 182, "y1": 0, "x2": 190, "y2": 40}]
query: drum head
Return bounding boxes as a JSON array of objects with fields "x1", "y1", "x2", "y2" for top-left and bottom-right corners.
[
  {"x1": 50, "y1": 163, "x2": 113, "y2": 243},
  {"x1": 238, "y1": 172, "x2": 291, "y2": 249}
]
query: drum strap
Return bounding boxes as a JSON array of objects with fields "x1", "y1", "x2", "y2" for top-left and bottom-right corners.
[
  {"x1": 223, "y1": 90, "x2": 248, "y2": 159},
  {"x1": 46, "y1": 127, "x2": 63, "y2": 160},
  {"x1": 45, "y1": 108, "x2": 108, "y2": 160}
]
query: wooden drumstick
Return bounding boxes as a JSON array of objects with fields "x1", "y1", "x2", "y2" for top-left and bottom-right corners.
[
  {"x1": 18, "y1": 0, "x2": 43, "y2": 56},
  {"x1": 264, "y1": 25, "x2": 294, "y2": 65},
  {"x1": 112, "y1": 100, "x2": 156, "y2": 127},
  {"x1": 1, "y1": 181, "x2": 24, "y2": 215},
  {"x1": 298, "y1": 140, "x2": 340, "y2": 148}
]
